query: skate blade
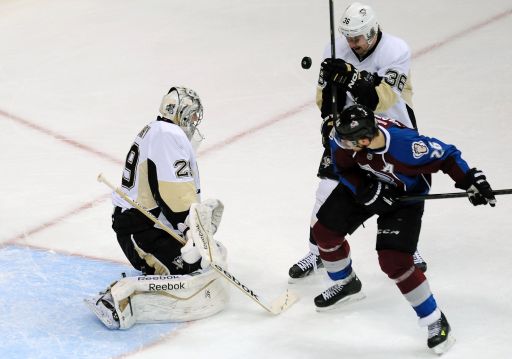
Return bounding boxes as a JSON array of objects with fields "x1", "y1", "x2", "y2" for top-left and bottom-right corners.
[
  {"x1": 315, "y1": 291, "x2": 366, "y2": 312},
  {"x1": 288, "y1": 274, "x2": 316, "y2": 284},
  {"x1": 288, "y1": 269, "x2": 325, "y2": 284},
  {"x1": 431, "y1": 334, "x2": 456, "y2": 355},
  {"x1": 83, "y1": 298, "x2": 119, "y2": 329}
]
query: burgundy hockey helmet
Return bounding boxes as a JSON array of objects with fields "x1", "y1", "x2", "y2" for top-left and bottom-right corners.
[{"x1": 334, "y1": 104, "x2": 378, "y2": 141}]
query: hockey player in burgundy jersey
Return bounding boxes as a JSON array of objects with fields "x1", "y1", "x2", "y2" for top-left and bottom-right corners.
[
  {"x1": 313, "y1": 104, "x2": 496, "y2": 353},
  {"x1": 288, "y1": 2, "x2": 427, "y2": 282}
]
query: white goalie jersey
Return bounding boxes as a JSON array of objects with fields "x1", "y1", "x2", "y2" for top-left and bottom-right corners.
[{"x1": 112, "y1": 118, "x2": 201, "y2": 231}]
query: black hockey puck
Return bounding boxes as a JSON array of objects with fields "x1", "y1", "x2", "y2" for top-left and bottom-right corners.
[{"x1": 301, "y1": 56, "x2": 312, "y2": 69}]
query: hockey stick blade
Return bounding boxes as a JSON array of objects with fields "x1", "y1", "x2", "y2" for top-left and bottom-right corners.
[
  {"x1": 399, "y1": 189, "x2": 512, "y2": 202},
  {"x1": 269, "y1": 288, "x2": 299, "y2": 315}
]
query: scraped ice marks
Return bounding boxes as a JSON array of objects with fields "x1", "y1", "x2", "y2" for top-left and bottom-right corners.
[{"x1": 0, "y1": 246, "x2": 183, "y2": 359}]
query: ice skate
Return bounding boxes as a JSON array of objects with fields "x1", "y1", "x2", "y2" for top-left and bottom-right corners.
[
  {"x1": 427, "y1": 312, "x2": 455, "y2": 354},
  {"x1": 288, "y1": 252, "x2": 324, "y2": 283},
  {"x1": 314, "y1": 274, "x2": 365, "y2": 311},
  {"x1": 84, "y1": 292, "x2": 120, "y2": 330}
]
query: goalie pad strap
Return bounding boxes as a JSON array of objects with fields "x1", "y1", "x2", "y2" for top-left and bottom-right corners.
[{"x1": 131, "y1": 236, "x2": 170, "y2": 275}]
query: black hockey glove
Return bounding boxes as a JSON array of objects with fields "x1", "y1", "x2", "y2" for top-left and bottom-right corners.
[
  {"x1": 318, "y1": 60, "x2": 330, "y2": 89},
  {"x1": 356, "y1": 180, "x2": 399, "y2": 215},
  {"x1": 455, "y1": 168, "x2": 496, "y2": 207},
  {"x1": 320, "y1": 58, "x2": 359, "y2": 90},
  {"x1": 349, "y1": 70, "x2": 380, "y2": 110}
]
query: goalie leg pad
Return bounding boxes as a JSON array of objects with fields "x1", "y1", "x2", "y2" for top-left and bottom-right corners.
[
  {"x1": 132, "y1": 275, "x2": 229, "y2": 323},
  {"x1": 108, "y1": 268, "x2": 229, "y2": 329}
]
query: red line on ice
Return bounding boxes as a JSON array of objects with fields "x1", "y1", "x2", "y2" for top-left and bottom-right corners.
[{"x1": 1, "y1": 8, "x2": 510, "y2": 246}]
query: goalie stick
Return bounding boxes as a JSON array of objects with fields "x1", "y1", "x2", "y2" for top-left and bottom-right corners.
[
  {"x1": 97, "y1": 173, "x2": 185, "y2": 245},
  {"x1": 97, "y1": 173, "x2": 298, "y2": 315}
]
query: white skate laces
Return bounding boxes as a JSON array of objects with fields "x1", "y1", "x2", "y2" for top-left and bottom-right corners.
[
  {"x1": 297, "y1": 252, "x2": 319, "y2": 271},
  {"x1": 428, "y1": 318, "x2": 442, "y2": 339},
  {"x1": 321, "y1": 283, "x2": 345, "y2": 300}
]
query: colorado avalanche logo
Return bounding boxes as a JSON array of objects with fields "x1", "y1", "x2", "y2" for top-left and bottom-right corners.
[{"x1": 412, "y1": 141, "x2": 429, "y2": 159}]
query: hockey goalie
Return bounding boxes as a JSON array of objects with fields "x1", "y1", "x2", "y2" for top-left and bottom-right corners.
[
  {"x1": 85, "y1": 86, "x2": 231, "y2": 328},
  {"x1": 84, "y1": 200, "x2": 230, "y2": 329}
]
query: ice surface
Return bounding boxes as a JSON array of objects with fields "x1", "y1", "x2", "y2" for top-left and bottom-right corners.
[{"x1": 1, "y1": 1, "x2": 511, "y2": 358}]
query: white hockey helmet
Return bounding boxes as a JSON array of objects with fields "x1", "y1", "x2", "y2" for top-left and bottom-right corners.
[
  {"x1": 159, "y1": 86, "x2": 204, "y2": 142},
  {"x1": 338, "y1": 2, "x2": 379, "y2": 45}
]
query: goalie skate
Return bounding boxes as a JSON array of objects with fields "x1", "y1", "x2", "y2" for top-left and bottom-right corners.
[{"x1": 84, "y1": 293, "x2": 120, "y2": 330}]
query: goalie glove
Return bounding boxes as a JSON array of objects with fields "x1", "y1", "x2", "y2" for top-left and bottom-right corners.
[
  {"x1": 201, "y1": 198, "x2": 224, "y2": 235},
  {"x1": 178, "y1": 199, "x2": 226, "y2": 268},
  {"x1": 455, "y1": 168, "x2": 496, "y2": 207}
]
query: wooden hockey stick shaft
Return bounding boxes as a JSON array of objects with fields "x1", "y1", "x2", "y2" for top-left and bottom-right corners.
[
  {"x1": 97, "y1": 173, "x2": 186, "y2": 245},
  {"x1": 399, "y1": 189, "x2": 512, "y2": 202},
  {"x1": 97, "y1": 173, "x2": 297, "y2": 315}
]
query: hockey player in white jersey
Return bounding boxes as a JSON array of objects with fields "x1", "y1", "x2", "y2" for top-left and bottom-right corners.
[
  {"x1": 288, "y1": 2, "x2": 427, "y2": 281},
  {"x1": 85, "y1": 87, "x2": 229, "y2": 329}
]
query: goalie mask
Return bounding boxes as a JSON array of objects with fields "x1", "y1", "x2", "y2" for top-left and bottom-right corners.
[
  {"x1": 338, "y1": 2, "x2": 379, "y2": 46},
  {"x1": 160, "y1": 87, "x2": 204, "y2": 147}
]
